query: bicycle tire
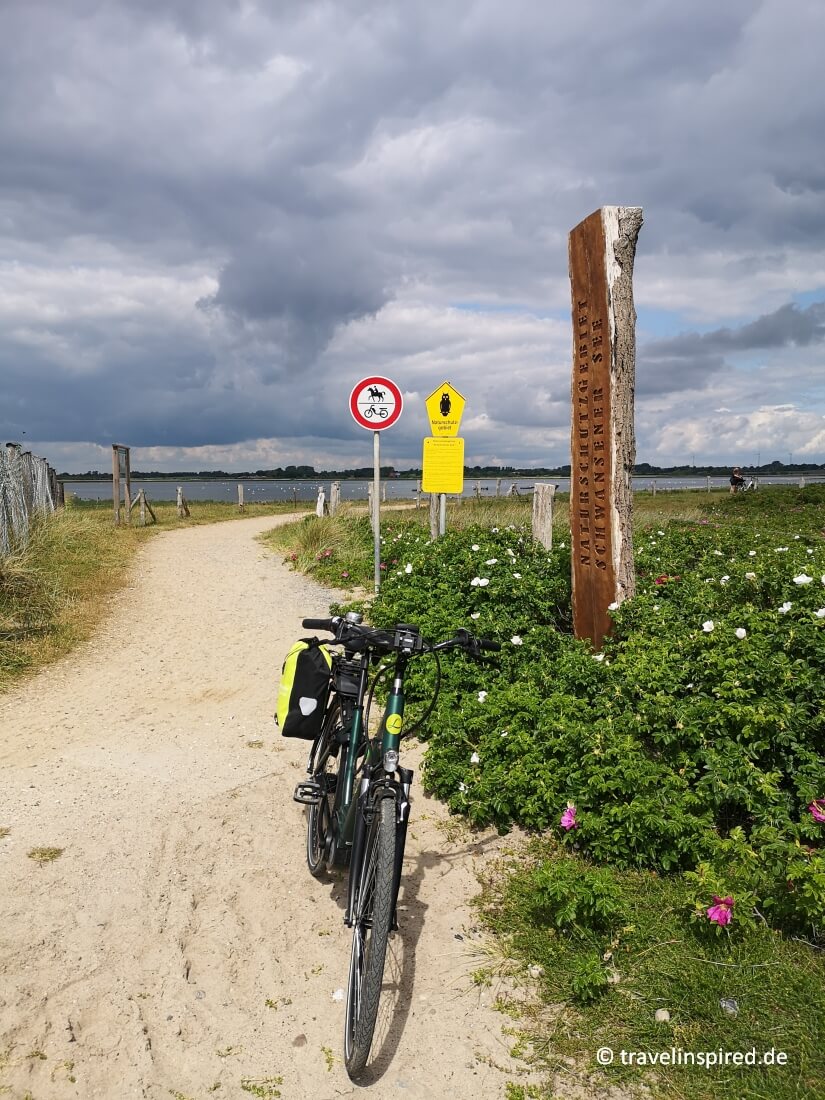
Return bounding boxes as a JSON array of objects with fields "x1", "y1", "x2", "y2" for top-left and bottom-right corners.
[
  {"x1": 344, "y1": 795, "x2": 396, "y2": 1078},
  {"x1": 306, "y1": 700, "x2": 341, "y2": 877}
]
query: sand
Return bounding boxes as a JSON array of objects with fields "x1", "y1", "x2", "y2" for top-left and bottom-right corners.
[{"x1": 0, "y1": 514, "x2": 525, "y2": 1099}]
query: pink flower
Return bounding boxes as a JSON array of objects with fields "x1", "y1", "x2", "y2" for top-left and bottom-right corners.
[
  {"x1": 809, "y1": 800, "x2": 825, "y2": 823},
  {"x1": 707, "y1": 895, "x2": 734, "y2": 926},
  {"x1": 560, "y1": 803, "x2": 578, "y2": 831},
  {"x1": 341, "y1": 571, "x2": 350, "y2": 578}
]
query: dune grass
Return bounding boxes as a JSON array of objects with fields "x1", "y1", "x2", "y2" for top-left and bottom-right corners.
[{"x1": 0, "y1": 497, "x2": 308, "y2": 690}]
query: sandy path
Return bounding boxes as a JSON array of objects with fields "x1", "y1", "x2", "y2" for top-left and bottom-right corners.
[{"x1": 0, "y1": 515, "x2": 522, "y2": 1100}]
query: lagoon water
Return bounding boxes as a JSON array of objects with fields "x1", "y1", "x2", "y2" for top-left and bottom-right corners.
[{"x1": 62, "y1": 475, "x2": 822, "y2": 503}]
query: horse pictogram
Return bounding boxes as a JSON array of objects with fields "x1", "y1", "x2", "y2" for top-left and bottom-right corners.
[{"x1": 367, "y1": 386, "x2": 386, "y2": 402}]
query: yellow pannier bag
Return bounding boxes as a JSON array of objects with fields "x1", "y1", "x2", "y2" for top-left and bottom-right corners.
[{"x1": 276, "y1": 638, "x2": 332, "y2": 739}]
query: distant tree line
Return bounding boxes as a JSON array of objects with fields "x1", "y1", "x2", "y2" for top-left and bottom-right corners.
[{"x1": 60, "y1": 460, "x2": 825, "y2": 481}]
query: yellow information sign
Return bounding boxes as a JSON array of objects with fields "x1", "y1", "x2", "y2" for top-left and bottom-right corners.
[
  {"x1": 425, "y1": 382, "x2": 465, "y2": 437},
  {"x1": 422, "y1": 437, "x2": 464, "y2": 494}
]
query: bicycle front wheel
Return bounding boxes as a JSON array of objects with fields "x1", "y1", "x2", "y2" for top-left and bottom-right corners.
[
  {"x1": 344, "y1": 795, "x2": 396, "y2": 1078},
  {"x1": 306, "y1": 701, "x2": 340, "y2": 877}
]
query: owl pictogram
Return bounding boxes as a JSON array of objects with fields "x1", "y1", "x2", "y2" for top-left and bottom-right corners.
[{"x1": 440, "y1": 392, "x2": 451, "y2": 416}]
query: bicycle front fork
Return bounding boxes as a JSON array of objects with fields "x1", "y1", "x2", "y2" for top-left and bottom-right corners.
[{"x1": 344, "y1": 766, "x2": 413, "y2": 928}]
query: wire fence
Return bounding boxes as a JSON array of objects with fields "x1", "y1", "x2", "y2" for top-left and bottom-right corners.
[{"x1": 0, "y1": 443, "x2": 63, "y2": 557}]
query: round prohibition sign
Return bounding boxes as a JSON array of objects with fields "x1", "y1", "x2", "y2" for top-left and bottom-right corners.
[{"x1": 349, "y1": 376, "x2": 403, "y2": 431}]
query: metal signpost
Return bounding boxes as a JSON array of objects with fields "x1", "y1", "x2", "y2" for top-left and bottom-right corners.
[
  {"x1": 349, "y1": 376, "x2": 403, "y2": 592},
  {"x1": 422, "y1": 382, "x2": 465, "y2": 535}
]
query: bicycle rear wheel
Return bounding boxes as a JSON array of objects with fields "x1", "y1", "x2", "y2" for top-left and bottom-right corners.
[
  {"x1": 344, "y1": 795, "x2": 396, "y2": 1078},
  {"x1": 306, "y1": 701, "x2": 341, "y2": 877}
]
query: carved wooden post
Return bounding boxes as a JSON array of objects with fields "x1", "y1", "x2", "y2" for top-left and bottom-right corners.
[
  {"x1": 532, "y1": 483, "x2": 555, "y2": 550},
  {"x1": 568, "y1": 206, "x2": 642, "y2": 649},
  {"x1": 238, "y1": 484, "x2": 245, "y2": 511},
  {"x1": 330, "y1": 481, "x2": 340, "y2": 516}
]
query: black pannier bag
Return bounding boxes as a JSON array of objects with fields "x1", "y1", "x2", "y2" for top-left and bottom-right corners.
[{"x1": 275, "y1": 638, "x2": 332, "y2": 739}]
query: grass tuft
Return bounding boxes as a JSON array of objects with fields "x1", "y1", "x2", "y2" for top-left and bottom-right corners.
[{"x1": 27, "y1": 847, "x2": 64, "y2": 865}]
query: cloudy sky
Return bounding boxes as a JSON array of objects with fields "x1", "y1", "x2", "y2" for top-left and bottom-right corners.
[{"x1": 2, "y1": 0, "x2": 824, "y2": 473}]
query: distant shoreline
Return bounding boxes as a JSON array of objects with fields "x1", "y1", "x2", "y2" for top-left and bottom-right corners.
[{"x1": 58, "y1": 466, "x2": 825, "y2": 482}]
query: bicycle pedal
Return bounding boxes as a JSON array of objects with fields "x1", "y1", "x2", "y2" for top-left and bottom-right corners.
[{"x1": 293, "y1": 781, "x2": 323, "y2": 805}]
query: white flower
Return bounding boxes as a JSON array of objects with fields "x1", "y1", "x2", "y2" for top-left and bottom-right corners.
[
  {"x1": 702, "y1": 621, "x2": 715, "y2": 633},
  {"x1": 485, "y1": 558, "x2": 498, "y2": 565},
  {"x1": 470, "y1": 751, "x2": 480, "y2": 764},
  {"x1": 592, "y1": 653, "x2": 605, "y2": 661},
  {"x1": 822, "y1": 576, "x2": 825, "y2": 585},
  {"x1": 405, "y1": 563, "x2": 413, "y2": 574},
  {"x1": 653, "y1": 604, "x2": 660, "y2": 611},
  {"x1": 511, "y1": 635, "x2": 523, "y2": 645},
  {"x1": 807, "y1": 549, "x2": 814, "y2": 555},
  {"x1": 512, "y1": 572, "x2": 522, "y2": 579},
  {"x1": 794, "y1": 535, "x2": 801, "y2": 540},
  {"x1": 720, "y1": 576, "x2": 730, "y2": 585},
  {"x1": 816, "y1": 609, "x2": 825, "y2": 619},
  {"x1": 794, "y1": 574, "x2": 813, "y2": 585},
  {"x1": 478, "y1": 577, "x2": 489, "y2": 586},
  {"x1": 500, "y1": 730, "x2": 509, "y2": 737},
  {"x1": 608, "y1": 601, "x2": 619, "y2": 611},
  {"x1": 713, "y1": 550, "x2": 723, "y2": 556},
  {"x1": 658, "y1": 530, "x2": 665, "y2": 536},
  {"x1": 748, "y1": 550, "x2": 757, "y2": 557},
  {"x1": 458, "y1": 782, "x2": 467, "y2": 792},
  {"x1": 492, "y1": 527, "x2": 499, "y2": 532},
  {"x1": 470, "y1": 577, "x2": 481, "y2": 586},
  {"x1": 471, "y1": 544, "x2": 480, "y2": 551},
  {"x1": 559, "y1": 542, "x2": 566, "y2": 549},
  {"x1": 477, "y1": 691, "x2": 487, "y2": 702},
  {"x1": 687, "y1": 682, "x2": 694, "y2": 689},
  {"x1": 506, "y1": 548, "x2": 516, "y2": 558},
  {"x1": 779, "y1": 602, "x2": 792, "y2": 614},
  {"x1": 745, "y1": 572, "x2": 756, "y2": 580},
  {"x1": 735, "y1": 627, "x2": 747, "y2": 639},
  {"x1": 775, "y1": 547, "x2": 789, "y2": 552},
  {"x1": 470, "y1": 612, "x2": 480, "y2": 620}
]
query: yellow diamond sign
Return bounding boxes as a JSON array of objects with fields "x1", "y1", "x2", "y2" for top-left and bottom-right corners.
[{"x1": 425, "y1": 382, "x2": 465, "y2": 437}]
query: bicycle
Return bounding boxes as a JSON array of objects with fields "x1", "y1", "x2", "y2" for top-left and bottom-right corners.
[{"x1": 292, "y1": 611, "x2": 499, "y2": 1078}]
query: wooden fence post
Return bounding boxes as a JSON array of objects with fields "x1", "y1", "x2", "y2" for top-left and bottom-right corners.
[
  {"x1": 429, "y1": 493, "x2": 439, "y2": 539},
  {"x1": 532, "y1": 483, "x2": 555, "y2": 550},
  {"x1": 238, "y1": 484, "x2": 245, "y2": 511},
  {"x1": 112, "y1": 445, "x2": 121, "y2": 525},
  {"x1": 330, "y1": 481, "x2": 341, "y2": 516}
]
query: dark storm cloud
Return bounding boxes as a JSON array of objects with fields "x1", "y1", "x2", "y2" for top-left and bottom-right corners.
[
  {"x1": 636, "y1": 301, "x2": 825, "y2": 399},
  {"x1": 645, "y1": 302, "x2": 825, "y2": 361},
  {"x1": 205, "y1": 222, "x2": 394, "y2": 368},
  {"x1": 2, "y1": 0, "x2": 825, "y2": 468}
]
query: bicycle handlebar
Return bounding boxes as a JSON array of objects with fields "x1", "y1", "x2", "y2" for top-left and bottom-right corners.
[
  {"x1": 302, "y1": 617, "x2": 500, "y2": 659},
  {"x1": 302, "y1": 617, "x2": 337, "y2": 631}
]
